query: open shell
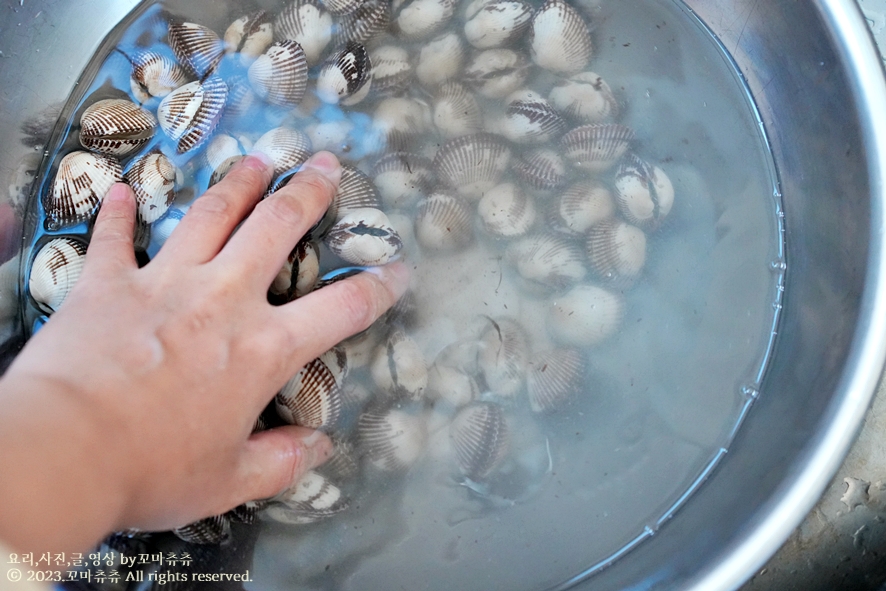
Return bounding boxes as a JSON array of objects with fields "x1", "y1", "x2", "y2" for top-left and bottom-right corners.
[
  {"x1": 129, "y1": 50, "x2": 189, "y2": 104},
  {"x1": 414, "y1": 192, "x2": 474, "y2": 252},
  {"x1": 434, "y1": 133, "x2": 512, "y2": 200},
  {"x1": 325, "y1": 207, "x2": 403, "y2": 266},
  {"x1": 157, "y1": 77, "x2": 228, "y2": 154},
  {"x1": 357, "y1": 408, "x2": 428, "y2": 472},
  {"x1": 248, "y1": 40, "x2": 309, "y2": 106},
  {"x1": 526, "y1": 347, "x2": 586, "y2": 412},
  {"x1": 167, "y1": 21, "x2": 225, "y2": 79},
  {"x1": 561, "y1": 123, "x2": 635, "y2": 173},
  {"x1": 529, "y1": 0, "x2": 592, "y2": 74},
  {"x1": 275, "y1": 0, "x2": 333, "y2": 66},
  {"x1": 124, "y1": 150, "x2": 179, "y2": 224},
  {"x1": 45, "y1": 151, "x2": 123, "y2": 230},
  {"x1": 450, "y1": 402, "x2": 509, "y2": 480},
  {"x1": 29, "y1": 237, "x2": 87, "y2": 315},
  {"x1": 79, "y1": 99, "x2": 157, "y2": 157}
]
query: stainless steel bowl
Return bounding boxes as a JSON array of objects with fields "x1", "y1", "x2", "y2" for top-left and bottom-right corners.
[{"x1": 1, "y1": 1, "x2": 885, "y2": 589}]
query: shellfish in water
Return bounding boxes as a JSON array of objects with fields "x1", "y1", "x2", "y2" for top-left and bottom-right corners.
[
  {"x1": 129, "y1": 50, "x2": 189, "y2": 104},
  {"x1": 264, "y1": 470, "x2": 349, "y2": 524},
  {"x1": 270, "y1": 239, "x2": 320, "y2": 303},
  {"x1": 329, "y1": 164, "x2": 382, "y2": 221},
  {"x1": 477, "y1": 316, "x2": 530, "y2": 399},
  {"x1": 370, "y1": 97, "x2": 432, "y2": 153},
  {"x1": 316, "y1": 41, "x2": 372, "y2": 106},
  {"x1": 252, "y1": 126, "x2": 312, "y2": 178},
  {"x1": 368, "y1": 45, "x2": 413, "y2": 97},
  {"x1": 357, "y1": 407, "x2": 428, "y2": 472},
  {"x1": 172, "y1": 515, "x2": 231, "y2": 545},
  {"x1": 513, "y1": 148, "x2": 569, "y2": 192},
  {"x1": 449, "y1": 401, "x2": 509, "y2": 480},
  {"x1": 613, "y1": 155, "x2": 676, "y2": 229},
  {"x1": 548, "y1": 71, "x2": 619, "y2": 123},
  {"x1": 478, "y1": 182, "x2": 537, "y2": 238},
  {"x1": 204, "y1": 133, "x2": 251, "y2": 187},
  {"x1": 464, "y1": 0, "x2": 533, "y2": 49},
  {"x1": 167, "y1": 21, "x2": 225, "y2": 79},
  {"x1": 561, "y1": 123, "x2": 635, "y2": 173},
  {"x1": 529, "y1": 0, "x2": 593, "y2": 74},
  {"x1": 548, "y1": 283, "x2": 624, "y2": 346},
  {"x1": 372, "y1": 151, "x2": 436, "y2": 209},
  {"x1": 586, "y1": 219, "x2": 647, "y2": 283},
  {"x1": 495, "y1": 90, "x2": 566, "y2": 145},
  {"x1": 79, "y1": 98, "x2": 157, "y2": 157},
  {"x1": 549, "y1": 180, "x2": 615, "y2": 234},
  {"x1": 274, "y1": 0, "x2": 333, "y2": 66},
  {"x1": 414, "y1": 192, "x2": 474, "y2": 252},
  {"x1": 248, "y1": 40, "x2": 309, "y2": 107},
  {"x1": 434, "y1": 133, "x2": 512, "y2": 200},
  {"x1": 224, "y1": 11, "x2": 274, "y2": 66},
  {"x1": 508, "y1": 233, "x2": 587, "y2": 292},
  {"x1": 276, "y1": 353, "x2": 344, "y2": 430},
  {"x1": 45, "y1": 151, "x2": 123, "y2": 230},
  {"x1": 432, "y1": 82, "x2": 483, "y2": 139},
  {"x1": 526, "y1": 347, "x2": 585, "y2": 412},
  {"x1": 370, "y1": 330, "x2": 428, "y2": 401},
  {"x1": 29, "y1": 237, "x2": 87, "y2": 315},
  {"x1": 157, "y1": 77, "x2": 228, "y2": 154},
  {"x1": 463, "y1": 48, "x2": 530, "y2": 99},
  {"x1": 333, "y1": 0, "x2": 390, "y2": 45},
  {"x1": 416, "y1": 31, "x2": 465, "y2": 88},
  {"x1": 123, "y1": 150, "x2": 180, "y2": 224},
  {"x1": 324, "y1": 207, "x2": 403, "y2": 266},
  {"x1": 392, "y1": 0, "x2": 457, "y2": 41}
]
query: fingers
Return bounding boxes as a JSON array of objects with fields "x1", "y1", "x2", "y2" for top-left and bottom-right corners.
[
  {"x1": 214, "y1": 152, "x2": 341, "y2": 288},
  {"x1": 83, "y1": 183, "x2": 138, "y2": 275},
  {"x1": 153, "y1": 154, "x2": 274, "y2": 267}
]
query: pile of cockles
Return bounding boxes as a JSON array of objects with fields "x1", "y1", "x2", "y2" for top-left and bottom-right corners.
[{"x1": 24, "y1": 0, "x2": 676, "y2": 545}]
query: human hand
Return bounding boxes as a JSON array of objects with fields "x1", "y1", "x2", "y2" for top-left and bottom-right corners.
[{"x1": 0, "y1": 151, "x2": 408, "y2": 554}]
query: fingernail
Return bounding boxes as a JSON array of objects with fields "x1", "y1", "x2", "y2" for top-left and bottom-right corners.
[
  {"x1": 105, "y1": 183, "x2": 133, "y2": 203},
  {"x1": 244, "y1": 150, "x2": 275, "y2": 174},
  {"x1": 366, "y1": 261, "x2": 411, "y2": 300},
  {"x1": 301, "y1": 151, "x2": 342, "y2": 185}
]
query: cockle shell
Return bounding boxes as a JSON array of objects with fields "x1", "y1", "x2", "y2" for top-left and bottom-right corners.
[
  {"x1": 529, "y1": 0, "x2": 592, "y2": 74},
  {"x1": 368, "y1": 45, "x2": 413, "y2": 96},
  {"x1": 561, "y1": 123, "x2": 635, "y2": 173},
  {"x1": 265, "y1": 470, "x2": 349, "y2": 524},
  {"x1": 157, "y1": 77, "x2": 228, "y2": 154},
  {"x1": 124, "y1": 150, "x2": 179, "y2": 224},
  {"x1": 333, "y1": 0, "x2": 390, "y2": 45},
  {"x1": 129, "y1": 50, "x2": 189, "y2": 104},
  {"x1": 248, "y1": 40, "x2": 309, "y2": 106},
  {"x1": 45, "y1": 151, "x2": 123, "y2": 230},
  {"x1": 223, "y1": 75, "x2": 259, "y2": 118},
  {"x1": 228, "y1": 500, "x2": 268, "y2": 524},
  {"x1": 463, "y1": 49, "x2": 530, "y2": 99},
  {"x1": 477, "y1": 316, "x2": 530, "y2": 398},
  {"x1": 252, "y1": 127, "x2": 312, "y2": 178},
  {"x1": 29, "y1": 237, "x2": 87, "y2": 314},
  {"x1": 325, "y1": 207, "x2": 403, "y2": 266},
  {"x1": 370, "y1": 330, "x2": 428, "y2": 401},
  {"x1": 173, "y1": 515, "x2": 230, "y2": 545},
  {"x1": 586, "y1": 219, "x2": 647, "y2": 283},
  {"x1": 225, "y1": 11, "x2": 274, "y2": 65},
  {"x1": 507, "y1": 233, "x2": 587, "y2": 292},
  {"x1": 548, "y1": 284, "x2": 624, "y2": 346},
  {"x1": 319, "y1": 438, "x2": 360, "y2": 482},
  {"x1": 549, "y1": 71, "x2": 619, "y2": 123},
  {"x1": 357, "y1": 408, "x2": 428, "y2": 472},
  {"x1": 414, "y1": 192, "x2": 474, "y2": 252},
  {"x1": 316, "y1": 42, "x2": 373, "y2": 106},
  {"x1": 275, "y1": 0, "x2": 333, "y2": 66},
  {"x1": 464, "y1": 0, "x2": 533, "y2": 49},
  {"x1": 496, "y1": 90, "x2": 567, "y2": 145},
  {"x1": 450, "y1": 401, "x2": 509, "y2": 480},
  {"x1": 434, "y1": 133, "x2": 512, "y2": 200},
  {"x1": 372, "y1": 151, "x2": 436, "y2": 209},
  {"x1": 329, "y1": 164, "x2": 382, "y2": 221},
  {"x1": 550, "y1": 180, "x2": 615, "y2": 234},
  {"x1": 392, "y1": 0, "x2": 457, "y2": 41},
  {"x1": 204, "y1": 133, "x2": 251, "y2": 186},
  {"x1": 477, "y1": 182, "x2": 537, "y2": 238},
  {"x1": 370, "y1": 97, "x2": 432, "y2": 153},
  {"x1": 270, "y1": 239, "x2": 320, "y2": 303},
  {"x1": 79, "y1": 99, "x2": 157, "y2": 157},
  {"x1": 416, "y1": 31, "x2": 465, "y2": 88},
  {"x1": 432, "y1": 82, "x2": 483, "y2": 139},
  {"x1": 167, "y1": 21, "x2": 225, "y2": 79},
  {"x1": 427, "y1": 363, "x2": 480, "y2": 408},
  {"x1": 613, "y1": 155, "x2": 675, "y2": 229},
  {"x1": 526, "y1": 347, "x2": 585, "y2": 412},
  {"x1": 276, "y1": 354, "x2": 344, "y2": 430},
  {"x1": 513, "y1": 148, "x2": 569, "y2": 191},
  {"x1": 321, "y1": 0, "x2": 363, "y2": 15}
]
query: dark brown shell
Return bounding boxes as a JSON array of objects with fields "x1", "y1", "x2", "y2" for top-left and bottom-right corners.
[
  {"x1": 334, "y1": 0, "x2": 390, "y2": 45},
  {"x1": 513, "y1": 148, "x2": 568, "y2": 191},
  {"x1": 276, "y1": 356, "x2": 343, "y2": 430},
  {"x1": 248, "y1": 40, "x2": 309, "y2": 106},
  {"x1": 129, "y1": 50, "x2": 189, "y2": 103},
  {"x1": 560, "y1": 123, "x2": 634, "y2": 173},
  {"x1": 433, "y1": 133, "x2": 512, "y2": 200},
  {"x1": 316, "y1": 41, "x2": 372, "y2": 105},
  {"x1": 123, "y1": 150, "x2": 178, "y2": 224},
  {"x1": 79, "y1": 99, "x2": 157, "y2": 157},
  {"x1": 275, "y1": 0, "x2": 334, "y2": 65},
  {"x1": 321, "y1": 0, "x2": 363, "y2": 15},
  {"x1": 45, "y1": 151, "x2": 123, "y2": 230},
  {"x1": 157, "y1": 77, "x2": 228, "y2": 154},
  {"x1": 168, "y1": 21, "x2": 225, "y2": 79},
  {"x1": 172, "y1": 514, "x2": 231, "y2": 545},
  {"x1": 450, "y1": 402, "x2": 509, "y2": 480},
  {"x1": 526, "y1": 348, "x2": 586, "y2": 412}
]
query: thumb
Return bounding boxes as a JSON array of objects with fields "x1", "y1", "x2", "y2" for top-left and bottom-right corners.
[{"x1": 84, "y1": 183, "x2": 138, "y2": 274}]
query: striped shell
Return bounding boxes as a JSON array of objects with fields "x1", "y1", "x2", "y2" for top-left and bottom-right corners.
[
  {"x1": 265, "y1": 470, "x2": 349, "y2": 524},
  {"x1": 561, "y1": 123, "x2": 635, "y2": 173},
  {"x1": 513, "y1": 148, "x2": 569, "y2": 191},
  {"x1": 223, "y1": 75, "x2": 259, "y2": 118},
  {"x1": 548, "y1": 284, "x2": 624, "y2": 346},
  {"x1": 129, "y1": 50, "x2": 189, "y2": 104},
  {"x1": 371, "y1": 97, "x2": 432, "y2": 153},
  {"x1": 414, "y1": 192, "x2": 474, "y2": 252},
  {"x1": 79, "y1": 99, "x2": 157, "y2": 157},
  {"x1": 45, "y1": 151, "x2": 123, "y2": 230},
  {"x1": 464, "y1": 48, "x2": 529, "y2": 99},
  {"x1": 319, "y1": 437, "x2": 360, "y2": 482},
  {"x1": 253, "y1": 127, "x2": 312, "y2": 178},
  {"x1": 368, "y1": 45, "x2": 413, "y2": 96},
  {"x1": 464, "y1": 0, "x2": 533, "y2": 49},
  {"x1": 157, "y1": 77, "x2": 228, "y2": 154},
  {"x1": 173, "y1": 515, "x2": 230, "y2": 545},
  {"x1": 427, "y1": 363, "x2": 480, "y2": 408},
  {"x1": 550, "y1": 180, "x2": 615, "y2": 234},
  {"x1": 392, "y1": 0, "x2": 457, "y2": 41},
  {"x1": 434, "y1": 133, "x2": 512, "y2": 200},
  {"x1": 329, "y1": 164, "x2": 382, "y2": 221},
  {"x1": 372, "y1": 151, "x2": 436, "y2": 209},
  {"x1": 167, "y1": 22, "x2": 225, "y2": 79},
  {"x1": 497, "y1": 90, "x2": 567, "y2": 144},
  {"x1": 29, "y1": 237, "x2": 87, "y2": 314},
  {"x1": 433, "y1": 82, "x2": 483, "y2": 139},
  {"x1": 613, "y1": 155, "x2": 675, "y2": 229},
  {"x1": 370, "y1": 330, "x2": 428, "y2": 401},
  {"x1": 477, "y1": 316, "x2": 530, "y2": 398},
  {"x1": 357, "y1": 408, "x2": 427, "y2": 472},
  {"x1": 508, "y1": 233, "x2": 587, "y2": 291},
  {"x1": 526, "y1": 348, "x2": 585, "y2": 412},
  {"x1": 204, "y1": 133, "x2": 250, "y2": 186},
  {"x1": 416, "y1": 31, "x2": 465, "y2": 88},
  {"x1": 529, "y1": 0, "x2": 592, "y2": 74},
  {"x1": 124, "y1": 151, "x2": 179, "y2": 224},
  {"x1": 477, "y1": 182, "x2": 537, "y2": 238},
  {"x1": 248, "y1": 40, "x2": 309, "y2": 106},
  {"x1": 227, "y1": 500, "x2": 268, "y2": 524},
  {"x1": 334, "y1": 0, "x2": 390, "y2": 45},
  {"x1": 224, "y1": 11, "x2": 274, "y2": 65},
  {"x1": 276, "y1": 353, "x2": 344, "y2": 430},
  {"x1": 549, "y1": 71, "x2": 619, "y2": 123},
  {"x1": 274, "y1": 0, "x2": 333, "y2": 66},
  {"x1": 270, "y1": 239, "x2": 320, "y2": 303},
  {"x1": 316, "y1": 42, "x2": 373, "y2": 106},
  {"x1": 321, "y1": 0, "x2": 362, "y2": 15},
  {"x1": 325, "y1": 207, "x2": 403, "y2": 266},
  {"x1": 450, "y1": 402, "x2": 509, "y2": 480},
  {"x1": 587, "y1": 219, "x2": 647, "y2": 283}
]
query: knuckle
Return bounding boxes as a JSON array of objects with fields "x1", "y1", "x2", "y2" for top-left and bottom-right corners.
[
  {"x1": 255, "y1": 194, "x2": 307, "y2": 230},
  {"x1": 188, "y1": 193, "x2": 236, "y2": 226},
  {"x1": 283, "y1": 171, "x2": 336, "y2": 210}
]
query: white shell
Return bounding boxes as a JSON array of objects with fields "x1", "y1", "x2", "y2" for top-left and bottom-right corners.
[
  {"x1": 613, "y1": 156, "x2": 675, "y2": 229},
  {"x1": 369, "y1": 45, "x2": 413, "y2": 96},
  {"x1": 477, "y1": 316, "x2": 530, "y2": 398},
  {"x1": 496, "y1": 90, "x2": 566, "y2": 144},
  {"x1": 330, "y1": 164, "x2": 382, "y2": 221},
  {"x1": 392, "y1": 0, "x2": 457, "y2": 40},
  {"x1": 316, "y1": 41, "x2": 372, "y2": 106},
  {"x1": 427, "y1": 363, "x2": 480, "y2": 408},
  {"x1": 29, "y1": 237, "x2": 87, "y2": 314},
  {"x1": 464, "y1": 49, "x2": 529, "y2": 99},
  {"x1": 529, "y1": 0, "x2": 593, "y2": 74},
  {"x1": 548, "y1": 284, "x2": 624, "y2": 346},
  {"x1": 224, "y1": 75, "x2": 259, "y2": 118},
  {"x1": 275, "y1": 0, "x2": 333, "y2": 66},
  {"x1": 157, "y1": 77, "x2": 228, "y2": 154},
  {"x1": 252, "y1": 127, "x2": 312, "y2": 178},
  {"x1": 477, "y1": 182, "x2": 537, "y2": 238},
  {"x1": 224, "y1": 11, "x2": 274, "y2": 65},
  {"x1": 372, "y1": 151, "x2": 435, "y2": 209},
  {"x1": 357, "y1": 408, "x2": 428, "y2": 472},
  {"x1": 270, "y1": 239, "x2": 320, "y2": 301},
  {"x1": 587, "y1": 219, "x2": 647, "y2": 283},
  {"x1": 507, "y1": 233, "x2": 587, "y2": 291},
  {"x1": 79, "y1": 99, "x2": 157, "y2": 156},
  {"x1": 276, "y1": 354, "x2": 344, "y2": 430},
  {"x1": 129, "y1": 50, "x2": 189, "y2": 104},
  {"x1": 370, "y1": 330, "x2": 428, "y2": 401},
  {"x1": 168, "y1": 21, "x2": 225, "y2": 78},
  {"x1": 414, "y1": 192, "x2": 474, "y2": 252},
  {"x1": 248, "y1": 40, "x2": 309, "y2": 106},
  {"x1": 561, "y1": 123, "x2": 635, "y2": 173},
  {"x1": 320, "y1": 0, "x2": 362, "y2": 15},
  {"x1": 265, "y1": 470, "x2": 348, "y2": 524},
  {"x1": 416, "y1": 31, "x2": 465, "y2": 88},
  {"x1": 464, "y1": 0, "x2": 533, "y2": 49},
  {"x1": 526, "y1": 348, "x2": 585, "y2": 412},
  {"x1": 370, "y1": 97, "x2": 432, "y2": 153},
  {"x1": 450, "y1": 401, "x2": 509, "y2": 479},
  {"x1": 124, "y1": 151, "x2": 179, "y2": 224},
  {"x1": 549, "y1": 72, "x2": 619, "y2": 123},
  {"x1": 333, "y1": 0, "x2": 390, "y2": 45},
  {"x1": 432, "y1": 82, "x2": 483, "y2": 139},
  {"x1": 550, "y1": 180, "x2": 615, "y2": 234},
  {"x1": 46, "y1": 151, "x2": 123, "y2": 230},
  {"x1": 324, "y1": 207, "x2": 403, "y2": 266},
  {"x1": 434, "y1": 133, "x2": 512, "y2": 200},
  {"x1": 513, "y1": 148, "x2": 569, "y2": 192},
  {"x1": 204, "y1": 133, "x2": 250, "y2": 186}
]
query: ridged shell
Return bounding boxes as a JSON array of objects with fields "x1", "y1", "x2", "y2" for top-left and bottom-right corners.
[
  {"x1": 549, "y1": 71, "x2": 619, "y2": 123},
  {"x1": 29, "y1": 237, "x2": 87, "y2": 314},
  {"x1": 325, "y1": 207, "x2": 403, "y2": 266},
  {"x1": 167, "y1": 22, "x2": 225, "y2": 79},
  {"x1": 316, "y1": 42, "x2": 372, "y2": 106},
  {"x1": 124, "y1": 151, "x2": 179, "y2": 224},
  {"x1": 204, "y1": 133, "x2": 250, "y2": 187},
  {"x1": 513, "y1": 148, "x2": 568, "y2": 191},
  {"x1": 464, "y1": 0, "x2": 533, "y2": 49},
  {"x1": 434, "y1": 133, "x2": 511, "y2": 200},
  {"x1": 414, "y1": 192, "x2": 473, "y2": 252},
  {"x1": 613, "y1": 155, "x2": 675, "y2": 229},
  {"x1": 497, "y1": 90, "x2": 566, "y2": 144},
  {"x1": 529, "y1": 0, "x2": 592, "y2": 74},
  {"x1": 372, "y1": 151, "x2": 435, "y2": 209},
  {"x1": 450, "y1": 402, "x2": 509, "y2": 480},
  {"x1": 333, "y1": 0, "x2": 390, "y2": 45},
  {"x1": 253, "y1": 127, "x2": 312, "y2": 178},
  {"x1": 368, "y1": 45, "x2": 413, "y2": 96},
  {"x1": 340, "y1": 326, "x2": 383, "y2": 371},
  {"x1": 416, "y1": 31, "x2": 465, "y2": 88},
  {"x1": 227, "y1": 499, "x2": 268, "y2": 524},
  {"x1": 433, "y1": 82, "x2": 483, "y2": 139},
  {"x1": 477, "y1": 182, "x2": 537, "y2": 238},
  {"x1": 477, "y1": 316, "x2": 530, "y2": 398},
  {"x1": 526, "y1": 347, "x2": 585, "y2": 412},
  {"x1": 330, "y1": 164, "x2": 382, "y2": 220},
  {"x1": 223, "y1": 75, "x2": 259, "y2": 118},
  {"x1": 463, "y1": 48, "x2": 529, "y2": 99},
  {"x1": 548, "y1": 284, "x2": 624, "y2": 346},
  {"x1": 276, "y1": 354, "x2": 344, "y2": 430},
  {"x1": 561, "y1": 123, "x2": 635, "y2": 173},
  {"x1": 371, "y1": 97, "x2": 431, "y2": 153},
  {"x1": 427, "y1": 363, "x2": 480, "y2": 408},
  {"x1": 392, "y1": 0, "x2": 457, "y2": 41},
  {"x1": 265, "y1": 470, "x2": 349, "y2": 524},
  {"x1": 319, "y1": 438, "x2": 360, "y2": 481},
  {"x1": 45, "y1": 151, "x2": 123, "y2": 230},
  {"x1": 248, "y1": 40, "x2": 309, "y2": 106},
  {"x1": 370, "y1": 330, "x2": 428, "y2": 400},
  {"x1": 129, "y1": 50, "x2": 189, "y2": 104},
  {"x1": 357, "y1": 408, "x2": 427, "y2": 472},
  {"x1": 550, "y1": 180, "x2": 615, "y2": 234},
  {"x1": 321, "y1": 0, "x2": 363, "y2": 15},
  {"x1": 79, "y1": 99, "x2": 157, "y2": 157},
  {"x1": 224, "y1": 11, "x2": 274, "y2": 65},
  {"x1": 508, "y1": 233, "x2": 587, "y2": 291},
  {"x1": 270, "y1": 239, "x2": 320, "y2": 302},
  {"x1": 275, "y1": 0, "x2": 333, "y2": 66},
  {"x1": 587, "y1": 219, "x2": 646, "y2": 283},
  {"x1": 157, "y1": 77, "x2": 228, "y2": 154},
  {"x1": 173, "y1": 515, "x2": 230, "y2": 545}
]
